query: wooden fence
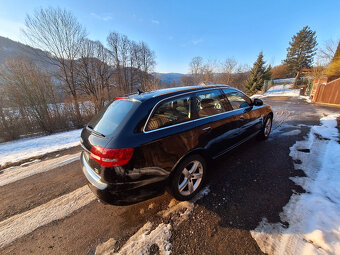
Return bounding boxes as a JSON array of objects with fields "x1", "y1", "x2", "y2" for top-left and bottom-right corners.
[{"x1": 313, "y1": 78, "x2": 340, "y2": 105}]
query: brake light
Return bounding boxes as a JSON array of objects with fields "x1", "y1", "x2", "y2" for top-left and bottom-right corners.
[
  {"x1": 115, "y1": 97, "x2": 128, "y2": 100},
  {"x1": 90, "y1": 146, "x2": 134, "y2": 167}
]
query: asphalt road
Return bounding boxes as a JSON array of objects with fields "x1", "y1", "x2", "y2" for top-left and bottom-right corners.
[{"x1": 0, "y1": 97, "x2": 339, "y2": 255}]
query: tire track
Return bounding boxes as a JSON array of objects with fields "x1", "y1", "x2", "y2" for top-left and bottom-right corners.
[
  {"x1": 0, "y1": 185, "x2": 95, "y2": 249},
  {"x1": 0, "y1": 153, "x2": 80, "y2": 187}
]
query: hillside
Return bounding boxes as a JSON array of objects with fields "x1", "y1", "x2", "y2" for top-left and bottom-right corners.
[
  {"x1": 0, "y1": 36, "x2": 53, "y2": 69},
  {"x1": 0, "y1": 36, "x2": 186, "y2": 85},
  {"x1": 154, "y1": 72, "x2": 185, "y2": 84}
]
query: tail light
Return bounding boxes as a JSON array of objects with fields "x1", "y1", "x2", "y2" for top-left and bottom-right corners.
[{"x1": 90, "y1": 146, "x2": 134, "y2": 167}]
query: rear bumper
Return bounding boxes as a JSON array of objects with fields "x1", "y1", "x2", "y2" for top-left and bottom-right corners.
[{"x1": 81, "y1": 153, "x2": 169, "y2": 205}]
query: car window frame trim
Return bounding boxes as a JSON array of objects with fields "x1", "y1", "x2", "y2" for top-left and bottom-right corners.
[
  {"x1": 143, "y1": 87, "x2": 248, "y2": 134},
  {"x1": 221, "y1": 88, "x2": 253, "y2": 109}
]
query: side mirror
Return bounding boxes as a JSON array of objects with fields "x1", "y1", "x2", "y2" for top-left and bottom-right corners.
[{"x1": 253, "y1": 98, "x2": 263, "y2": 106}]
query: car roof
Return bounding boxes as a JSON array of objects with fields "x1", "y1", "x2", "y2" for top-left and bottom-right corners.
[{"x1": 126, "y1": 84, "x2": 235, "y2": 102}]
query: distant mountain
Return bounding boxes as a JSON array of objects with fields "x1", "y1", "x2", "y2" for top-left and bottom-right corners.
[
  {"x1": 0, "y1": 36, "x2": 54, "y2": 70},
  {"x1": 0, "y1": 36, "x2": 187, "y2": 86},
  {"x1": 154, "y1": 72, "x2": 185, "y2": 84}
]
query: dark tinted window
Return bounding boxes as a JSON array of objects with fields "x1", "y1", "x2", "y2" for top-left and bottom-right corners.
[
  {"x1": 196, "y1": 90, "x2": 226, "y2": 118},
  {"x1": 145, "y1": 95, "x2": 192, "y2": 131},
  {"x1": 88, "y1": 99, "x2": 138, "y2": 136},
  {"x1": 222, "y1": 89, "x2": 252, "y2": 110}
]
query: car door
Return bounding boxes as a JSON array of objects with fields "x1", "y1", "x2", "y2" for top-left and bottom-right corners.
[
  {"x1": 193, "y1": 89, "x2": 242, "y2": 158},
  {"x1": 222, "y1": 88, "x2": 263, "y2": 140},
  {"x1": 138, "y1": 94, "x2": 198, "y2": 171}
]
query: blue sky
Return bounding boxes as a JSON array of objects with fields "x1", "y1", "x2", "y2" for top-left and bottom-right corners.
[{"x1": 0, "y1": 0, "x2": 340, "y2": 73}]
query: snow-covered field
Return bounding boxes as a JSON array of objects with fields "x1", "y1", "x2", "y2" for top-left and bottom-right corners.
[
  {"x1": 264, "y1": 84, "x2": 301, "y2": 97},
  {"x1": 251, "y1": 113, "x2": 340, "y2": 255},
  {"x1": 251, "y1": 84, "x2": 311, "y2": 102},
  {"x1": 0, "y1": 129, "x2": 82, "y2": 168}
]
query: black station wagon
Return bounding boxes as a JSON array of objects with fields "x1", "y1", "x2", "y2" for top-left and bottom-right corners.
[{"x1": 80, "y1": 85, "x2": 273, "y2": 205}]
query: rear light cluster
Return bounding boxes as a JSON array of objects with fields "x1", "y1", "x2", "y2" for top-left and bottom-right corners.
[{"x1": 90, "y1": 145, "x2": 134, "y2": 167}]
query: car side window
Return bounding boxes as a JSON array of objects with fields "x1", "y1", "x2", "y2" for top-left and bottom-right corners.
[
  {"x1": 196, "y1": 90, "x2": 226, "y2": 118},
  {"x1": 145, "y1": 95, "x2": 192, "y2": 131},
  {"x1": 222, "y1": 89, "x2": 252, "y2": 110}
]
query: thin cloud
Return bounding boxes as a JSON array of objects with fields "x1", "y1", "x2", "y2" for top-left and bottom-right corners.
[
  {"x1": 192, "y1": 38, "x2": 203, "y2": 45},
  {"x1": 180, "y1": 38, "x2": 204, "y2": 47},
  {"x1": 151, "y1": 19, "x2": 160, "y2": 24},
  {"x1": 90, "y1": 13, "x2": 112, "y2": 21}
]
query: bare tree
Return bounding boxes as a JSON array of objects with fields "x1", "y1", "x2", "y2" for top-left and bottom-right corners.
[
  {"x1": 107, "y1": 32, "x2": 127, "y2": 94},
  {"x1": 219, "y1": 58, "x2": 237, "y2": 84},
  {"x1": 77, "y1": 39, "x2": 113, "y2": 113},
  {"x1": 138, "y1": 41, "x2": 156, "y2": 91},
  {"x1": 186, "y1": 56, "x2": 250, "y2": 88},
  {"x1": 200, "y1": 63, "x2": 215, "y2": 84},
  {"x1": 181, "y1": 75, "x2": 194, "y2": 86},
  {"x1": 189, "y1": 56, "x2": 203, "y2": 85},
  {"x1": 23, "y1": 7, "x2": 87, "y2": 127},
  {"x1": 318, "y1": 39, "x2": 340, "y2": 65},
  {"x1": 0, "y1": 58, "x2": 61, "y2": 133},
  {"x1": 0, "y1": 85, "x2": 20, "y2": 141},
  {"x1": 107, "y1": 32, "x2": 156, "y2": 93},
  {"x1": 143, "y1": 74, "x2": 159, "y2": 91}
]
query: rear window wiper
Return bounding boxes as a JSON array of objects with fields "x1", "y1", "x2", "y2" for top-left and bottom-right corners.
[{"x1": 86, "y1": 125, "x2": 106, "y2": 137}]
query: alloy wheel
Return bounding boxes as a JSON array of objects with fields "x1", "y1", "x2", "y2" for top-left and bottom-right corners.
[
  {"x1": 178, "y1": 160, "x2": 203, "y2": 196},
  {"x1": 264, "y1": 118, "x2": 272, "y2": 137}
]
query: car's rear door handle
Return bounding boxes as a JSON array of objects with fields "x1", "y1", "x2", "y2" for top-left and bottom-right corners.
[{"x1": 202, "y1": 126, "x2": 211, "y2": 132}]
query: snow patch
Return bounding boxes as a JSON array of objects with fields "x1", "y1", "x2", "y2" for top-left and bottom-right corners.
[
  {"x1": 0, "y1": 153, "x2": 80, "y2": 186},
  {"x1": 300, "y1": 95, "x2": 312, "y2": 103},
  {"x1": 19, "y1": 159, "x2": 41, "y2": 167},
  {"x1": 118, "y1": 222, "x2": 172, "y2": 255},
  {"x1": 160, "y1": 186, "x2": 210, "y2": 227},
  {"x1": 251, "y1": 113, "x2": 340, "y2": 255},
  {"x1": 95, "y1": 238, "x2": 117, "y2": 255},
  {"x1": 0, "y1": 129, "x2": 81, "y2": 168},
  {"x1": 264, "y1": 84, "x2": 300, "y2": 97},
  {"x1": 95, "y1": 222, "x2": 172, "y2": 255},
  {"x1": 95, "y1": 186, "x2": 210, "y2": 254},
  {"x1": 251, "y1": 85, "x2": 310, "y2": 100}
]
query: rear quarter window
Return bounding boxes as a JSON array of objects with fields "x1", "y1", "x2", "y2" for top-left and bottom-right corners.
[{"x1": 145, "y1": 95, "x2": 192, "y2": 131}]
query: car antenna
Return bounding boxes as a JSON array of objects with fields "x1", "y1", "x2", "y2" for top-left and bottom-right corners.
[{"x1": 138, "y1": 88, "x2": 144, "y2": 95}]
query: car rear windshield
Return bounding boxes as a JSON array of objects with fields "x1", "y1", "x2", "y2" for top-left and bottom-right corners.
[{"x1": 88, "y1": 99, "x2": 139, "y2": 137}]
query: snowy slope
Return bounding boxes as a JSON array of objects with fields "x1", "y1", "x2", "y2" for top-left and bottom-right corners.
[
  {"x1": 264, "y1": 84, "x2": 300, "y2": 97},
  {"x1": 251, "y1": 113, "x2": 340, "y2": 255},
  {"x1": 0, "y1": 129, "x2": 81, "y2": 168},
  {"x1": 250, "y1": 84, "x2": 302, "y2": 99}
]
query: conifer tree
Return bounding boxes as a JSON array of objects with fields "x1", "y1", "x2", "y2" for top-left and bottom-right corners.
[
  {"x1": 284, "y1": 26, "x2": 317, "y2": 86},
  {"x1": 245, "y1": 52, "x2": 271, "y2": 94}
]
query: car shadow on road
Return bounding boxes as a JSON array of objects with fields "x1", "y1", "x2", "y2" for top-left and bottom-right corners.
[{"x1": 196, "y1": 122, "x2": 312, "y2": 231}]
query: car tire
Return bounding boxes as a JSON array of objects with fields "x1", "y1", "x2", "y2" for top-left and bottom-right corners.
[
  {"x1": 169, "y1": 154, "x2": 207, "y2": 201},
  {"x1": 258, "y1": 115, "x2": 273, "y2": 140}
]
